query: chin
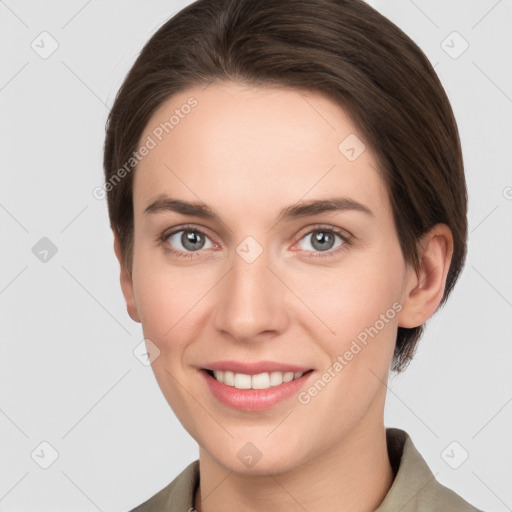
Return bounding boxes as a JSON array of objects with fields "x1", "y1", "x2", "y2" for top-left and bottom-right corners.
[{"x1": 206, "y1": 442, "x2": 304, "y2": 476}]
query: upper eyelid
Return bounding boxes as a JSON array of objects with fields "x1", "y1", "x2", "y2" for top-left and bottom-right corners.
[
  {"x1": 296, "y1": 223, "x2": 351, "y2": 238},
  {"x1": 164, "y1": 224, "x2": 216, "y2": 243}
]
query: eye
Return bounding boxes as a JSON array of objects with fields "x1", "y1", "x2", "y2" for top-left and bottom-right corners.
[
  {"x1": 159, "y1": 224, "x2": 352, "y2": 260},
  {"x1": 296, "y1": 226, "x2": 350, "y2": 256},
  {"x1": 161, "y1": 226, "x2": 214, "y2": 258}
]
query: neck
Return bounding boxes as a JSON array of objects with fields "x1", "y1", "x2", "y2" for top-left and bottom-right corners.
[{"x1": 194, "y1": 410, "x2": 394, "y2": 512}]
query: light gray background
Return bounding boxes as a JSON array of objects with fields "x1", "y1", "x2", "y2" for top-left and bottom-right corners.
[{"x1": 1, "y1": 0, "x2": 511, "y2": 511}]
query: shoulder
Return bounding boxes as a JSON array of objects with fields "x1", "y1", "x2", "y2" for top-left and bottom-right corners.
[
  {"x1": 129, "y1": 460, "x2": 199, "y2": 512},
  {"x1": 421, "y1": 479, "x2": 483, "y2": 512},
  {"x1": 377, "y1": 428, "x2": 484, "y2": 512}
]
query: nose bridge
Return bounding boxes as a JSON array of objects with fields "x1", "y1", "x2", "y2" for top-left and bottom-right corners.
[{"x1": 214, "y1": 238, "x2": 286, "y2": 340}]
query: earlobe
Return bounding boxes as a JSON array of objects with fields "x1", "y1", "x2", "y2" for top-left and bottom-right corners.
[
  {"x1": 397, "y1": 224, "x2": 454, "y2": 329},
  {"x1": 113, "y1": 231, "x2": 141, "y2": 324}
]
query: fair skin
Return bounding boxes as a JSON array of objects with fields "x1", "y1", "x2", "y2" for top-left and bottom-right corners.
[{"x1": 113, "y1": 81, "x2": 453, "y2": 512}]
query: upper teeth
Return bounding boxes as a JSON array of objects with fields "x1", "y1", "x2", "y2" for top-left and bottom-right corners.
[{"x1": 212, "y1": 370, "x2": 304, "y2": 390}]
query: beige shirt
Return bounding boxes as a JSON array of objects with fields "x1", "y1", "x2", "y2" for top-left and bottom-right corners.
[{"x1": 130, "y1": 428, "x2": 482, "y2": 511}]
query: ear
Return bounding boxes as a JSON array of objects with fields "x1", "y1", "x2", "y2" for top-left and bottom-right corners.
[
  {"x1": 397, "y1": 223, "x2": 454, "y2": 329},
  {"x1": 113, "y1": 231, "x2": 141, "y2": 323}
]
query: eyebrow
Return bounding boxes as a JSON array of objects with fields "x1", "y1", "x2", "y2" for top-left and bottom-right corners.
[{"x1": 144, "y1": 194, "x2": 374, "y2": 221}]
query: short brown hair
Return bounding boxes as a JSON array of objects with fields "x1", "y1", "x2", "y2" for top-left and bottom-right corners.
[{"x1": 103, "y1": 0, "x2": 467, "y2": 372}]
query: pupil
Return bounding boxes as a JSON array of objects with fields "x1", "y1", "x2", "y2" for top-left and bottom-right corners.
[
  {"x1": 313, "y1": 231, "x2": 333, "y2": 251},
  {"x1": 183, "y1": 231, "x2": 203, "y2": 251}
]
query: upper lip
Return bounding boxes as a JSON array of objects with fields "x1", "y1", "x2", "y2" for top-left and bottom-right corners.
[{"x1": 202, "y1": 360, "x2": 313, "y2": 375}]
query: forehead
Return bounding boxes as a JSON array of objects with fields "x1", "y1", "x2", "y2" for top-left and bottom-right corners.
[{"x1": 133, "y1": 81, "x2": 389, "y2": 219}]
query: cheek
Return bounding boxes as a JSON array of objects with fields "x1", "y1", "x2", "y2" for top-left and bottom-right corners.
[
  {"x1": 286, "y1": 249, "x2": 405, "y2": 396},
  {"x1": 131, "y1": 229, "x2": 208, "y2": 326},
  {"x1": 292, "y1": 251, "x2": 404, "y2": 339},
  {"x1": 291, "y1": 263, "x2": 402, "y2": 429},
  {"x1": 131, "y1": 257, "x2": 194, "y2": 349},
  {"x1": 131, "y1": 264, "x2": 203, "y2": 425}
]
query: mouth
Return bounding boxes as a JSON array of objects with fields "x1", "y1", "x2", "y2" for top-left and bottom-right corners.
[
  {"x1": 203, "y1": 368, "x2": 314, "y2": 390},
  {"x1": 200, "y1": 367, "x2": 315, "y2": 411}
]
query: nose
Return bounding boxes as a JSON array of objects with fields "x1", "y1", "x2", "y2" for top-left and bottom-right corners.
[{"x1": 213, "y1": 242, "x2": 289, "y2": 343}]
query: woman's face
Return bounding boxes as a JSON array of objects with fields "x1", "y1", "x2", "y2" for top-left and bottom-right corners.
[{"x1": 122, "y1": 81, "x2": 417, "y2": 474}]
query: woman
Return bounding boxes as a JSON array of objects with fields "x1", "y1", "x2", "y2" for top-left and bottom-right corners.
[{"x1": 103, "y1": 0, "x2": 482, "y2": 510}]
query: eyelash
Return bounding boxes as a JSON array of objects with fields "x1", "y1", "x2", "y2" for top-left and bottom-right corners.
[{"x1": 158, "y1": 223, "x2": 353, "y2": 260}]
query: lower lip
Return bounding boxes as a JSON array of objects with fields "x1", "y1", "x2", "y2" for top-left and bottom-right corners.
[{"x1": 200, "y1": 369, "x2": 314, "y2": 411}]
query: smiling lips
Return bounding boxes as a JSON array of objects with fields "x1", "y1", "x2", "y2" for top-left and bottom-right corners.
[
  {"x1": 208, "y1": 369, "x2": 306, "y2": 390},
  {"x1": 200, "y1": 360, "x2": 314, "y2": 410},
  {"x1": 203, "y1": 360, "x2": 313, "y2": 389}
]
